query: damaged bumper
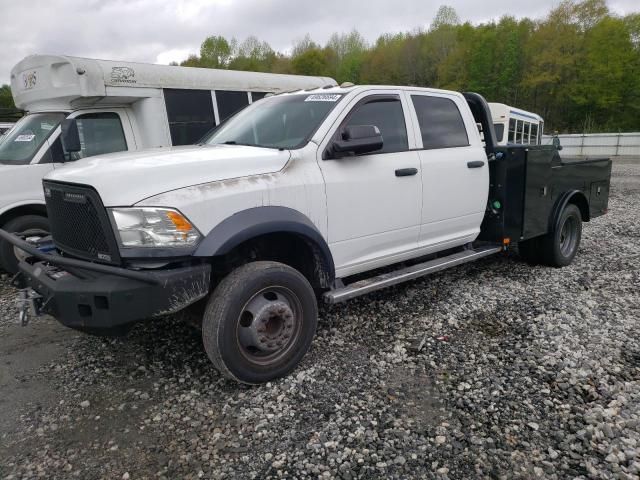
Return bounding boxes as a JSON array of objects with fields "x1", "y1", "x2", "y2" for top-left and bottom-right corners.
[
  {"x1": 17, "y1": 260, "x2": 210, "y2": 329},
  {"x1": 1, "y1": 228, "x2": 210, "y2": 330}
]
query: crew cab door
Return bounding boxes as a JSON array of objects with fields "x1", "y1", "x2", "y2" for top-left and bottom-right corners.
[
  {"x1": 318, "y1": 91, "x2": 422, "y2": 277},
  {"x1": 406, "y1": 92, "x2": 488, "y2": 248}
]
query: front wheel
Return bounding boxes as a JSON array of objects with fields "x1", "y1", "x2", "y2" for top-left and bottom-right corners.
[
  {"x1": 0, "y1": 215, "x2": 50, "y2": 274},
  {"x1": 202, "y1": 261, "x2": 318, "y2": 384}
]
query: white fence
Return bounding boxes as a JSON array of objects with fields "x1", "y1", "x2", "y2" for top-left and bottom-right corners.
[{"x1": 541, "y1": 133, "x2": 640, "y2": 157}]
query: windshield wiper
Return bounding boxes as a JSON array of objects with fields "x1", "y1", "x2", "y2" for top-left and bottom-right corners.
[{"x1": 218, "y1": 140, "x2": 281, "y2": 150}]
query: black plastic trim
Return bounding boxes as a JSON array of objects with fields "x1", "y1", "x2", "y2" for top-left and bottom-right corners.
[
  {"x1": 17, "y1": 259, "x2": 211, "y2": 329},
  {"x1": 194, "y1": 206, "x2": 335, "y2": 281}
]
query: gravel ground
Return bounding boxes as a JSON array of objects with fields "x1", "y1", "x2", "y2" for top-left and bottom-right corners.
[{"x1": 0, "y1": 160, "x2": 639, "y2": 480}]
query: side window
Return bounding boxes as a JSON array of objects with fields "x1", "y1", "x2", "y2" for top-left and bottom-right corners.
[
  {"x1": 411, "y1": 95, "x2": 469, "y2": 149},
  {"x1": 523, "y1": 122, "x2": 531, "y2": 144},
  {"x1": 164, "y1": 89, "x2": 216, "y2": 146},
  {"x1": 508, "y1": 118, "x2": 516, "y2": 143},
  {"x1": 45, "y1": 136, "x2": 65, "y2": 163},
  {"x1": 530, "y1": 124, "x2": 539, "y2": 145},
  {"x1": 73, "y1": 112, "x2": 128, "y2": 159},
  {"x1": 343, "y1": 96, "x2": 408, "y2": 154},
  {"x1": 216, "y1": 90, "x2": 250, "y2": 122},
  {"x1": 250, "y1": 92, "x2": 269, "y2": 102},
  {"x1": 516, "y1": 120, "x2": 524, "y2": 144}
]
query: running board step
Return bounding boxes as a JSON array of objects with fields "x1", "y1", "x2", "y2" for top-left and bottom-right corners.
[{"x1": 324, "y1": 245, "x2": 503, "y2": 304}]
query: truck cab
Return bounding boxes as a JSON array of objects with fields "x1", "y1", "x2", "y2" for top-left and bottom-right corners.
[
  {"x1": 0, "y1": 54, "x2": 336, "y2": 273},
  {"x1": 2, "y1": 85, "x2": 611, "y2": 385}
]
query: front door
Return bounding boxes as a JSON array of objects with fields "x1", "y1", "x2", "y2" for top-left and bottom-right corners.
[{"x1": 318, "y1": 92, "x2": 422, "y2": 278}]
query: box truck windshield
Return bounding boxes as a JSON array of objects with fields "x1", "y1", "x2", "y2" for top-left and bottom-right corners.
[{"x1": 0, "y1": 113, "x2": 65, "y2": 165}]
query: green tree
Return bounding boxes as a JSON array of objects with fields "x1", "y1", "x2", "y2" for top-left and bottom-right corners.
[
  {"x1": 200, "y1": 35, "x2": 232, "y2": 68},
  {"x1": 326, "y1": 30, "x2": 368, "y2": 83},
  {"x1": 181, "y1": 1, "x2": 640, "y2": 133},
  {"x1": 291, "y1": 48, "x2": 329, "y2": 76},
  {"x1": 0, "y1": 85, "x2": 15, "y2": 110}
]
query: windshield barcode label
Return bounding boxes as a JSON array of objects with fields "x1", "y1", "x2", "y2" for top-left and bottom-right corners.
[
  {"x1": 305, "y1": 94, "x2": 341, "y2": 102},
  {"x1": 14, "y1": 134, "x2": 35, "y2": 142}
]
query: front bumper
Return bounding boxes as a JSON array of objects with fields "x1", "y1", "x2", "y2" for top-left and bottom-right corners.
[
  {"x1": 1, "y1": 228, "x2": 210, "y2": 330},
  {"x1": 18, "y1": 260, "x2": 211, "y2": 329}
]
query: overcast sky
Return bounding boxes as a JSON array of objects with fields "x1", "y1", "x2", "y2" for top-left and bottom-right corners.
[{"x1": 1, "y1": 0, "x2": 638, "y2": 85}]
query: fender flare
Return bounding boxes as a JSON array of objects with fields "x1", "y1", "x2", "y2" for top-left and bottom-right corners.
[
  {"x1": 194, "y1": 206, "x2": 335, "y2": 281},
  {"x1": 549, "y1": 190, "x2": 590, "y2": 233},
  {"x1": 0, "y1": 201, "x2": 48, "y2": 225}
]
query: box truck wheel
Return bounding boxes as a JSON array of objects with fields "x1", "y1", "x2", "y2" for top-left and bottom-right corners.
[
  {"x1": 202, "y1": 261, "x2": 318, "y2": 384},
  {"x1": 0, "y1": 215, "x2": 50, "y2": 274},
  {"x1": 541, "y1": 204, "x2": 582, "y2": 267}
]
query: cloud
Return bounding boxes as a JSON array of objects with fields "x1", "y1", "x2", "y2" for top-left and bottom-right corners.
[{"x1": 1, "y1": 0, "x2": 638, "y2": 86}]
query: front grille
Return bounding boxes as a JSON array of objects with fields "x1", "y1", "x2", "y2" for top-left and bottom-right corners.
[{"x1": 43, "y1": 181, "x2": 120, "y2": 264}]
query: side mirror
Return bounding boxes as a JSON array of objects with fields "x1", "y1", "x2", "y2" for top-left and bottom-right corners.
[
  {"x1": 329, "y1": 125, "x2": 383, "y2": 158},
  {"x1": 60, "y1": 119, "x2": 81, "y2": 153}
]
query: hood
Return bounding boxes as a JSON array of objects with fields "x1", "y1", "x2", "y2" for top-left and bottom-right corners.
[{"x1": 45, "y1": 144, "x2": 291, "y2": 206}]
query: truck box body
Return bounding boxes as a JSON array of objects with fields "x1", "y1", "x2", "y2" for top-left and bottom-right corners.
[{"x1": 479, "y1": 146, "x2": 611, "y2": 243}]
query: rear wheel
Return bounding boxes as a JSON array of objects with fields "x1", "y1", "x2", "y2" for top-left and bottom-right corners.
[
  {"x1": 0, "y1": 215, "x2": 49, "y2": 274},
  {"x1": 202, "y1": 261, "x2": 318, "y2": 384},
  {"x1": 540, "y1": 204, "x2": 582, "y2": 267}
]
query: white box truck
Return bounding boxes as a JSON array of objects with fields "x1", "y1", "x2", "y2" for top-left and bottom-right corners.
[{"x1": 0, "y1": 54, "x2": 335, "y2": 273}]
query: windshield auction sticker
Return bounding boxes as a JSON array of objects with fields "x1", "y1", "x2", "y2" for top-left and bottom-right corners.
[
  {"x1": 305, "y1": 94, "x2": 341, "y2": 102},
  {"x1": 14, "y1": 134, "x2": 36, "y2": 142}
]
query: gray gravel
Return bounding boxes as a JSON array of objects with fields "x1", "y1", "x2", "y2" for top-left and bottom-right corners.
[{"x1": 1, "y1": 160, "x2": 639, "y2": 479}]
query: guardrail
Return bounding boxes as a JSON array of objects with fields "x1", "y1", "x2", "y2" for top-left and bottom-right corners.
[{"x1": 542, "y1": 133, "x2": 640, "y2": 157}]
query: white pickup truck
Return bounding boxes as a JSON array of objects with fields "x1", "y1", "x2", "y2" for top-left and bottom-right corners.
[{"x1": 1, "y1": 85, "x2": 611, "y2": 384}]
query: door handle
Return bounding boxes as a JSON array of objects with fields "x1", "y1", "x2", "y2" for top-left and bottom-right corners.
[
  {"x1": 395, "y1": 168, "x2": 418, "y2": 177},
  {"x1": 467, "y1": 161, "x2": 485, "y2": 168}
]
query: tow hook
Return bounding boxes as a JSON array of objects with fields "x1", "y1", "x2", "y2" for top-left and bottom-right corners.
[{"x1": 16, "y1": 289, "x2": 44, "y2": 326}]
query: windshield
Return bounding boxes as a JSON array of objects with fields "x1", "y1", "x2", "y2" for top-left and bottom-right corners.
[
  {"x1": 0, "y1": 113, "x2": 66, "y2": 165},
  {"x1": 205, "y1": 93, "x2": 344, "y2": 149}
]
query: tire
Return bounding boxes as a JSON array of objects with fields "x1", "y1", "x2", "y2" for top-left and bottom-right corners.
[
  {"x1": 0, "y1": 215, "x2": 50, "y2": 274},
  {"x1": 202, "y1": 261, "x2": 318, "y2": 384},
  {"x1": 540, "y1": 204, "x2": 582, "y2": 267}
]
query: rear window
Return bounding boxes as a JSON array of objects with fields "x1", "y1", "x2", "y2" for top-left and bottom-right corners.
[
  {"x1": 411, "y1": 95, "x2": 469, "y2": 149},
  {"x1": 494, "y1": 123, "x2": 505, "y2": 143}
]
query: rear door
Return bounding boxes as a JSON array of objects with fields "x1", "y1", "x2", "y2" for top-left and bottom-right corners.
[{"x1": 406, "y1": 91, "x2": 488, "y2": 249}]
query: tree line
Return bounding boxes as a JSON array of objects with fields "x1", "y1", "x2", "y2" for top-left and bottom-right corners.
[
  {"x1": 2, "y1": 0, "x2": 638, "y2": 132},
  {"x1": 177, "y1": 0, "x2": 639, "y2": 133}
]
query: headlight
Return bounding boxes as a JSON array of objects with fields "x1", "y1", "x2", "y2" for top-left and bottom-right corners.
[{"x1": 110, "y1": 208, "x2": 201, "y2": 248}]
